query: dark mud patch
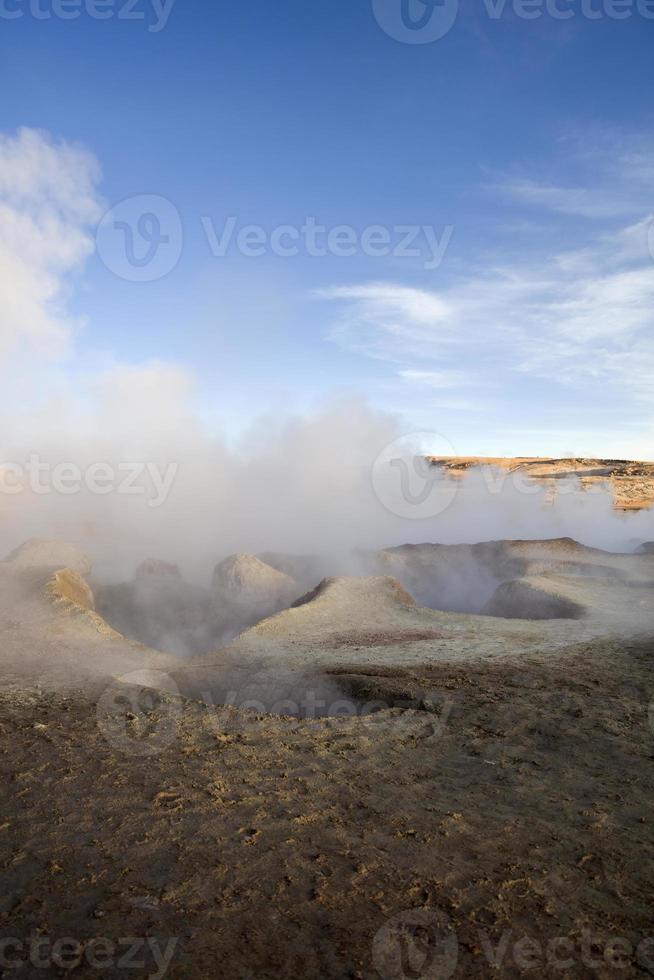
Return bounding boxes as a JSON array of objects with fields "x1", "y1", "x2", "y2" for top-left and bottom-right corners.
[{"x1": 317, "y1": 628, "x2": 446, "y2": 649}]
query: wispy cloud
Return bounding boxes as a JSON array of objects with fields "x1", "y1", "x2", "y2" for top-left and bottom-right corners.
[
  {"x1": 317, "y1": 282, "x2": 459, "y2": 364},
  {"x1": 490, "y1": 132, "x2": 654, "y2": 220},
  {"x1": 492, "y1": 179, "x2": 636, "y2": 219},
  {"x1": 319, "y1": 218, "x2": 654, "y2": 409},
  {"x1": 318, "y1": 130, "x2": 654, "y2": 435},
  {"x1": 397, "y1": 368, "x2": 471, "y2": 389}
]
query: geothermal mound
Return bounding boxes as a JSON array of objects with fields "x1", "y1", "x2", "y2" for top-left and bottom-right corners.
[
  {"x1": 95, "y1": 553, "x2": 301, "y2": 656},
  {"x1": 0, "y1": 545, "x2": 175, "y2": 692},
  {"x1": 181, "y1": 537, "x2": 653, "y2": 711},
  {"x1": 212, "y1": 553, "x2": 299, "y2": 627},
  {"x1": 2, "y1": 535, "x2": 652, "y2": 706},
  {"x1": 481, "y1": 577, "x2": 586, "y2": 620},
  {"x1": 1, "y1": 534, "x2": 652, "y2": 979},
  {"x1": 5, "y1": 537, "x2": 91, "y2": 575},
  {"x1": 95, "y1": 559, "x2": 211, "y2": 657}
]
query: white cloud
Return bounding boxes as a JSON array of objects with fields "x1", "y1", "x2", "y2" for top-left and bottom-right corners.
[
  {"x1": 0, "y1": 127, "x2": 103, "y2": 362},
  {"x1": 319, "y1": 133, "x2": 654, "y2": 425},
  {"x1": 320, "y1": 223, "x2": 654, "y2": 405},
  {"x1": 491, "y1": 133, "x2": 654, "y2": 221},
  {"x1": 317, "y1": 282, "x2": 457, "y2": 363},
  {"x1": 398, "y1": 368, "x2": 471, "y2": 389},
  {"x1": 320, "y1": 283, "x2": 450, "y2": 323},
  {"x1": 493, "y1": 179, "x2": 637, "y2": 219}
]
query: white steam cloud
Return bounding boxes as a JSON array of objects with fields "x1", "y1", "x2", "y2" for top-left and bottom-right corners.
[
  {"x1": 1, "y1": 376, "x2": 652, "y2": 585},
  {"x1": 0, "y1": 128, "x2": 651, "y2": 587}
]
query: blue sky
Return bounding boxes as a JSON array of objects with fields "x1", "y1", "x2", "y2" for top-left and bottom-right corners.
[{"x1": 1, "y1": 0, "x2": 653, "y2": 457}]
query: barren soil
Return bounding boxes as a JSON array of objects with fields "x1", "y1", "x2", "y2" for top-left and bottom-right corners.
[
  {"x1": 1, "y1": 537, "x2": 653, "y2": 978},
  {"x1": 428, "y1": 457, "x2": 654, "y2": 511},
  {"x1": 1, "y1": 637, "x2": 653, "y2": 978}
]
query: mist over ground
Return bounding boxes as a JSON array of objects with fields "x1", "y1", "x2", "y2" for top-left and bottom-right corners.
[{"x1": 0, "y1": 376, "x2": 651, "y2": 587}]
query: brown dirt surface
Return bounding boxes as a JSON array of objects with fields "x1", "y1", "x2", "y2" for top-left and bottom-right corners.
[
  {"x1": 1, "y1": 636, "x2": 653, "y2": 978},
  {"x1": 1, "y1": 537, "x2": 654, "y2": 977},
  {"x1": 315, "y1": 628, "x2": 447, "y2": 648},
  {"x1": 427, "y1": 457, "x2": 654, "y2": 511}
]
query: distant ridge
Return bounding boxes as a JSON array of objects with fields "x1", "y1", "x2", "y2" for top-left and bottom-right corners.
[{"x1": 426, "y1": 457, "x2": 654, "y2": 511}]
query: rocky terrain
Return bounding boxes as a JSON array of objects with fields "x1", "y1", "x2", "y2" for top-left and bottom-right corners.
[
  {"x1": 428, "y1": 457, "x2": 654, "y2": 511},
  {"x1": 0, "y1": 535, "x2": 653, "y2": 977}
]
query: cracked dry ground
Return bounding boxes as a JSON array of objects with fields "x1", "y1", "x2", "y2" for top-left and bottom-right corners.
[{"x1": 1, "y1": 636, "x2": 653, "y2": 979}]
